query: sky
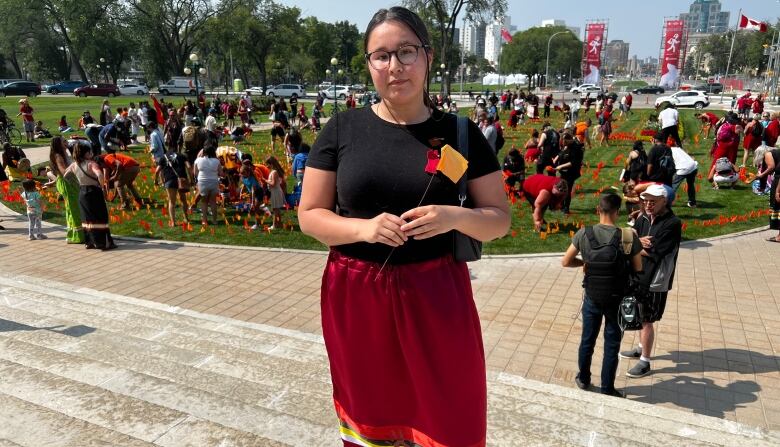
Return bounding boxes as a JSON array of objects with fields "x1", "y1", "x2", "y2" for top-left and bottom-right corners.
[{"x1": 277, "y1": 0, "x2": 777, "y2": 59}]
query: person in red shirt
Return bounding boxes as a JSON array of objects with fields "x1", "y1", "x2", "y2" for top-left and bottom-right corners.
[
  {"x1": 98, "y1": 153, "x2": 143, "y2": 209},
  {"x1": 695, "y1": 112, "x2": 719, "y2": 139},
  {"x1": 752, "y1": 94, "x2": 764, "y2": 116},
  {"x1": 522, "y1": 173, "x2": 568, "y2": 231},
  {"x1": 765, "y1": 112, "x2": 780, "y2": 147},
  {"x1": 16, "y1": 99, "x2": 34, "y2": 142}
]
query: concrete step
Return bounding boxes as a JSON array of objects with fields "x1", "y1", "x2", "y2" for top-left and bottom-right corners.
[{"x1": 0, "y1": 273, "x2": 777, "y2": 446}]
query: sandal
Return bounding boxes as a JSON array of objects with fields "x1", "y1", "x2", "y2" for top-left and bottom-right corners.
[{"x1": 767, "y1": 238, "x2": 780, "y2": 243}]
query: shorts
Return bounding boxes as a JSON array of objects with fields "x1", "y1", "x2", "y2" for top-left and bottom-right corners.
[
  {"x1": 642, "y1": 291, "x2": 668, "y2": 323},
  {"x1": 198, "y1": 179, "x2": 219, "y2": 197},
  {"x1": 23, "y1": 121, "x2": 34, "y2": 132},
  {"x1": 270, "y1": 126, "x2": 285, "y2": 138}
]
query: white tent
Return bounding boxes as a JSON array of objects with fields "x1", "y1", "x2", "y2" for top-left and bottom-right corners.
[{"x1": 481, "y1": 73, "x2": 527, "y2": 86}]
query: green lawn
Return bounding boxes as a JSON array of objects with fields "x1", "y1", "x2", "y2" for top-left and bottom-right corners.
[
  {"x1": 0, "y1": 96, "x2": 768, "y2": 254},
  {"x1": 610, "y1": 80, "x2": 649, "y2": 90}
]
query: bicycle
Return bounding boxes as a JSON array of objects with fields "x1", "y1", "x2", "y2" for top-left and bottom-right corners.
[{"x1": 0, "y1": 121, "x2": 22, "y2": 146}]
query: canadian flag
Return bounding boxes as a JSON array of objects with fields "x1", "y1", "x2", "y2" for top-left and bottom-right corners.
[
  {"x1": 739, "y1": 14, "x2": 767, "y2": 32},
  {"x1": 501, "y1": 28, "x2": 513, "y2": 43}
]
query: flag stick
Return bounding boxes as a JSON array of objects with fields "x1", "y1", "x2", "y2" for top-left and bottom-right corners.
[
  {"x1": 375, "y1": 174, "x2": 437, "y2": 278},
  {"x1": 720, "y1": 8, "x2": 741, "y2": 104}
]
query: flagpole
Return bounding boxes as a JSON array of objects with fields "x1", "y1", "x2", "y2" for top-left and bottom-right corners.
[{"x1": 720, "y1": 8, "x2": 741, "y2": 104}]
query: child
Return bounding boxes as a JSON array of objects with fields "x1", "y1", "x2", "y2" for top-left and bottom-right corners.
[
  {"x1": 265, "y1": 155, "x2": 286, "y2": 230},
  {"x1": 21, "y1": 179, "x2": 46, "y2": 240},
  {"x1": 34, "y1": 121, "x2": 52, "y2": 139},
  {"x1": 239, "y1": 163, "x2": 269, "y2": 230},
  {"x1": 58, "y1": 116, "x2": 73, "y2": 133}
]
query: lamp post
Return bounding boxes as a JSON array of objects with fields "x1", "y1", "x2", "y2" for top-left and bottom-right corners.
[
  {"x1": 329, "y1": 57, "x2": 341, "y2": 114},
  {"x1": 440, "y1": 63, "x2": 446, "y2": 97},
  {"x1": 545, "y1": 30, "x2": 570, "y2": 90},
  {"x1": 184, "y1": 52, "x2": 207, "y2": 98}
]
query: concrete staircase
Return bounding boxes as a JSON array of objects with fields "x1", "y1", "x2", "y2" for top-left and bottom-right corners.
[{"x1": 0, "y1": 273, "x2": 776, "y2": 446}]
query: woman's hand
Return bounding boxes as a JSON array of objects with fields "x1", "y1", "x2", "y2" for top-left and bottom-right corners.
[
  {"x1": 400, "y1": 205, "x2": 459, "y2": 240},
  {"x1": 359, "y1": 213, "x2": 408, "y2": 247}
]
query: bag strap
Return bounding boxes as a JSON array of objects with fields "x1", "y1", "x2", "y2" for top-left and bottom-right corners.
[
  {"x1": 621, "y1": 228, "x2": 633, "y2": 255},
  {"x1": 77, "y1": 161, "x2": 99, "y2": 183},
  {"x1": 456, "y1": 116, "x2": 470, "y2": 207},
  {"x1": 584, "y1": 226, "x2": 600, "y2": 248}
]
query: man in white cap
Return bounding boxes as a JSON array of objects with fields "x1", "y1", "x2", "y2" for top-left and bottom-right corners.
[{"x1": 620, "y1": 184, "x2": 682, "y2": 378}]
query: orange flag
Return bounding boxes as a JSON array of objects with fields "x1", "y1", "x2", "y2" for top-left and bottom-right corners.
[{"x1": 437, "y1": 144, "x2": 468, "y2": 184}]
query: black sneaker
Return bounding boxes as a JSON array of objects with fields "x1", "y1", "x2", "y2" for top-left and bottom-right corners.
[
  {"x1": 687, "y1": 201, "x2": 697, "y2": 208},
  {"x1": 626, "y1": 360, "x2": 651, "y2": 378},
  {"x1": 619, "y1": 347, "x2": 641, "y2": 359},
  {"x1": 601, "y1": 388, "x2": 625, "y2": 398},
  {"x1": 575, "y1": 375, "x2": 590, "y2": 390}
]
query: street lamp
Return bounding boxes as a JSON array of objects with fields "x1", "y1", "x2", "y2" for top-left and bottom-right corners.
[
  {"x1": 184, "y1": 52, "x2": 206, "y2": 98},
  {"x1": 545, "y1": 30, "x2": 571, "y2": 90},
  {"x1": 329, "y1": 57, "x2": 341, "y2": 114}
]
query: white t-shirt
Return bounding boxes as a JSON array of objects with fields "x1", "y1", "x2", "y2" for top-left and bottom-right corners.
[
  {"x1": 194, "y1": 157, "x2": 220, "y2": 182},
  {"x1": 205, "y1": 115, "x2": 217, "y2": 132},
  {"x1": 659, "y1": 108, "x2": 679, "y2": 128},
  {"x1": 671, "y1": 146, "x2": 698, "y2": 176}
]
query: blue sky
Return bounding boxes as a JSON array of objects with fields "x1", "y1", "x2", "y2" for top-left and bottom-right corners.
[{"x1": 277, "y1": 0, "x2": 777, "y2": 59}]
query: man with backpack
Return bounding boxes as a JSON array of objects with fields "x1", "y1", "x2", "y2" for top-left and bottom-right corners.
[
  {"x1": 646, "y1": 132, "x2": 676, "y2": 201},
  {"x1": 562, "y1": 193, "x2": 643, "y2": 397},
  {"x1": 180, "y1": 117, "x2": 205, "y2": 166},
  {"x1": 620, "y1": 185, "x2": 682, "y2": 378}
]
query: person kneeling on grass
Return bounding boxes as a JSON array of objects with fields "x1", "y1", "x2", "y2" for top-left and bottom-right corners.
[{"x1": 708, "y1": 157, "x2": 739, "y2": 189}]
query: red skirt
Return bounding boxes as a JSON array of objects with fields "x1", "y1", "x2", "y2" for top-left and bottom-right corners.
[{"x1": 321, "y1": 250, "x2": 487, "y2": 447}]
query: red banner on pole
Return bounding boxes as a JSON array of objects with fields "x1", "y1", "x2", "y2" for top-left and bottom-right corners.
[
  {"x1": 660, "y1": 19, "x2": 685, "y2": 89},
  {"x1": 583, "y1": 23, "x2": 606, "y2": 84}
]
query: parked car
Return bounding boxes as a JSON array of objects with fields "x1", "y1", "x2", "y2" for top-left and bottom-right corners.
[
  {"x1": 46, "y1": 81, "x2": 88, "y2": 94},
  {"x1": 245, "y1": 86, "x2": 267, "y2": 96},
  {"x1": 691, "y1": 83, "x2": 723, "y2": 94},
  {"x1": 118, "y1": 83, "x2": 149, "y2": 96},
  {"x1": 158, "y1": 78, "x2": 200, "y2": 95},
  {"x1": 265, "y1": 83, "x2": 305, "y2": 98},
  {"x1": 0, "y1": 81, "x2": 41, "y2": 97},
  {"x1": 0, "y1": 79, "x2": 24, "y2": 88},
  {"x1": 571, "y1": 83, "x2": 596, "y2": 94},
  {"x1": 350, "y1": 83, "x2": 366, "y2": 93},
  {"x1": 579, "y1": 85, "x2": 603, "y2": 99},
  {"x1": 73, "y1": 84, "x2": 121, "y2": 97},
  {"x1": 632, "y1": 85, "x2": 665, "y2": 94},
  {"x1": 655, "y1": 90, "x2": 710, "y2": 109},
  {"x1": 320, "y1": 85, "x2": 350, "y2": 99},
  {"x1": 318, "y1": 81, "x2": 333, "y2": 90}
]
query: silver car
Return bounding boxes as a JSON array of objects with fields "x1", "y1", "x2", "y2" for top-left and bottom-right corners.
[{"x1": 265, "y1": 84, "x2": 305, "y2": 98}]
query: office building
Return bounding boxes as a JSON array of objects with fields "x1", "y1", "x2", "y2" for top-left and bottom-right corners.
[
  {"x1": 484, "y1": 16, "x2": 514, "y2": 66},
  {"x1": 605, "y1": 40, "x2": 630, "y2": 74},
  {"x1": 460, "y1": 20, "x2": 486, "y2": 59},
  {"x1": 541, "y1": 19, "x2": 581, "y2": 39},
  {"x1": 679, "y1": 0, "x2": 730, "y2": 36}
]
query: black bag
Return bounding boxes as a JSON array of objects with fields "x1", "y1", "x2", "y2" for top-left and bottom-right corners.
[
  {"x1": 658, "y1": 147, "x2": 676, "y2": 182},
  {"x1": 582, "y1": 226, "x2": 629, "y2": 304},
  {"x1": 618, "y1": 295, "x2": 643, "y2": 331},
  {"x1": 452, "y1": 116, "x2": 482, "y2": 262}
]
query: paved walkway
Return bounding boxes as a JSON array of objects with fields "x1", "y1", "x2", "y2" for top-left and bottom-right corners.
[{"x1": 1, "y1": 202, "x2": 779, "y2": 435}]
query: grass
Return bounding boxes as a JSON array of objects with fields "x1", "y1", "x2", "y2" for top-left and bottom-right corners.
[
  {"x1": 0, "y1": 95, "x2": 768, "y2": 254},
  {"x1": 610, "y1": 80, "x2": 649, "y2": 90}
]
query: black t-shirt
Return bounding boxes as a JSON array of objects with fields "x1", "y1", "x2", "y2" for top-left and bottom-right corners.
[
  {"x1": 558, "y1": 142, "x2": 583, "y2": 178},
  {"x1": 308, "y1": 107, "x2": 499, "y2": 264},
  {"x1": 647, "y1": 144, "x2": 673, "y2": 184},
  {"x1": 157, "y1": 153, "x2": 187, "y2": 184}
]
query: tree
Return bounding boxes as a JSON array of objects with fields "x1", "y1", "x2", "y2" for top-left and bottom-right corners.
[
  {"x1": 501, "y1": 26, "x2": 581, "y2": 88},
  {"x1": 128, "y1": 0, "x2": 217, "y2": 78},
  {"x1": 697, "y1": 26, "x2": 776, "y2": 76},
  {"x1": 403, "y1": 0, "x2": 508, "y2": 97},
  {"x1": 0, "y1": 0, "x2": 37, "y2": 78}
]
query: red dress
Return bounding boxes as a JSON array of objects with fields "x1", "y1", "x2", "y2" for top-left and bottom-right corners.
[{"x1": 712, "y1": 122, "x2": 739, "y2": 167}]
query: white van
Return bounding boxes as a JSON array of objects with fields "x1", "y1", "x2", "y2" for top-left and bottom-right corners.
[{"x1": 158, "y1": 77, "x2": 202, "y2": 95}]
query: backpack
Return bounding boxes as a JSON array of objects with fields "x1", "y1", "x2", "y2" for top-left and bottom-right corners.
[
  {"x1": 494, "y1": 123, "x2": 505, "y2": 151},
  {"x1": 182, "y1": 126, "x2": 200, "y2": 150},
  {"x1": 715, "y1": 156, "x2": 734, "y2": 175},
  {"x1": 582, "y1": 226, "x2": 632, "y2": 304},
  {"x1": 657, "y1": 147, "x2": 676, "y2": 182},
  {"x1": 624, "y1": 149, "x2": 647, "y2": 182},
  {"x1": 618, "y1": 295, "x2": 644, "y2": 331}
]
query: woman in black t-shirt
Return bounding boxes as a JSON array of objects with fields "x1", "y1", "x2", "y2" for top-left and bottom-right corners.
[
  {"x1": 555, "y1": 133, "x2": 584, "y2": 214},
  {"x1": 298, "y1": 7, "x2": 509, "y2": 447}
]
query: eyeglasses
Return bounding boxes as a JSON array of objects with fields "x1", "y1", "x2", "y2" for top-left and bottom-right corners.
[{"x1": 365, "y1": 44, "x2": 428, "y2": 70}]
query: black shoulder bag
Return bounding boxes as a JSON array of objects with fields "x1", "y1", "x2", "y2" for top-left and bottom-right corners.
[{"x1": 452, "y1": 116, "x2": 482, "y2": 262}]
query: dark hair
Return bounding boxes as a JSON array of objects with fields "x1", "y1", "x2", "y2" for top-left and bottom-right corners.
[
  {"x1": 653, "y1": 132, "x2": 665, "y2": 142},
  {"x1": 265, "y1": 155, "x2": 285, "y2": 178},
  {"x1": 49, "y1": 137, "x2": 68, "y2": 176},
  {"x1": 299, "y1": 143, "x2": 311, "y2": 154},
  {"x1": 553, "y1": 178, "x2": 568, "y2": 196},
  {"x1": 21, "y1": 179, "x2": 36, "y2": 192},
  {"x1": 598, "y1": 193, "x2": 622, "y2": 214},
  {"x1": 364, "y1": 7, "x2": 433, "y2": 110},
  {"x1": 562, "y1": 133, "x2": 574, "y2": 146},
  {"x1": 287, "y1": 128, "x2": 302, "y2": 150},
  {"x1": 632, "y1": 141, "x2": 644, "y2": 152},
  {"x1": 72, "y1": 141, "x2": 91, "y2": 163},
  {"x1": 203, "y1": 145, "x2": 217, "y2": 158},
  {"x1": 531, "y1": 129, "x2": 539, "y2": 138}
]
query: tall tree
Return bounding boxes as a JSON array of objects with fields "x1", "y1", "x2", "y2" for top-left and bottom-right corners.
[
  {"x1": 501, "y1": 26, "x2": 582, "y2": 88},
  {"x1": 403, "y1": 0, "x2": 508, "y2": 97}
]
